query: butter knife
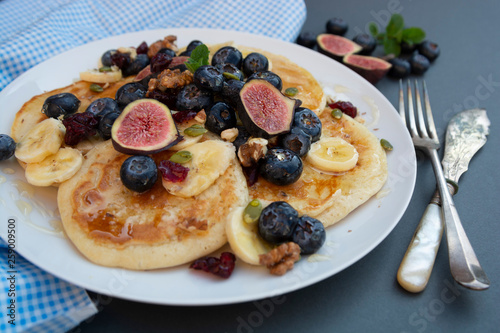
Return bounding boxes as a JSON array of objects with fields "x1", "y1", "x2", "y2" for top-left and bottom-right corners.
[{"x1": 397, "y1": 108, "x2": 490, "y2": 292}]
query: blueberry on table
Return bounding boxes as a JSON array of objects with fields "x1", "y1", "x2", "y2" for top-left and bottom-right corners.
[
  {"x1": 42, "y1": 93, "x2": 81, "y2": 119},
  {"x1": 293, "y1": 107, "x2": 322, "y2": 142},
  {"x1": 326, "y1": 17, "x2": 348, "y2": 36},
  {"x1": 259, "y1": 147, "x2": 303, "y2": 186},
  {"x1": 115, "y1": 82, "x2": 147, "y2": 108},
  {"x1": 176, "y1": 83, "x2": 213, "y2": 111},
  {"x1": 296, "y1": 32, "x2": 317, "y2": 49},
  {"x1": 279, "y1": 127, "x2": 312, "y2": 157},
  {"x1": 409, "y1": 53, "x2": 430, "y2": 75},
  {"x1": 120, "y1": 155, "x2": 158, "y2": 193},
  {"x1": 85, "y1": 98, "x2": 120, "y2": 119},
  {"x1": 292, "y1": 215, "x2": 326, "y2": 254},
  {"x1": 352, "y1": 33, "x2": 377, "y2": 55},
  {"x1": 0, "y1": 134, "x2": 16, "y2": 161},
  {"x1": 242, "y1": 52, "x2": 269, "y2": 76},
  {"x1": 418, "y1": 40, "x2": 440, "y2": 62},
  {"x1": 193, "y1": 65, "x2": 224, "y2": 92},
  {"x1": 258, "y1": 201, "x2": 299, "y2": 244},
  {"x1": 205, "y1": 102, "x2": 237, "y2": 135},
  {"x1": 211, "y1": 46, "x2": 243, "y2": 68},
  {"x1": 247, "y1": 71, "x2": 283, "y2": 91},
  {"x1": 388, "y1": 58, "x2": 411, "y2": 78}
]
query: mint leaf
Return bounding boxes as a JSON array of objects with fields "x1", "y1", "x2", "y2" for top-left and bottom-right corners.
[
  {"x1": 402, "y1": 27, "x2": 426, "y2": 45},
  {"x1": 386, "y1": 14, "x2": 404, "y2": 38},
  {"x1": 368, "y1": 22, "x2": 379, "y2": 37},
  {"x1": 383, "y1": 37, "x2": 401, "y2": 56},
  {"x1": 185, "y1": 44, "x2": 209, "y2": 73}
]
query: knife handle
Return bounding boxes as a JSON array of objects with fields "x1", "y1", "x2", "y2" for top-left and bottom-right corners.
[{"x1": 397, "y1": 193, "x2": 444, "y2": 293}]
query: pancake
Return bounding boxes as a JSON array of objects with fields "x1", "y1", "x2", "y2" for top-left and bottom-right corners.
[
  {"x1": 58, "y1": 140, "x2": 248, "y2": 270},
  {"x1": 248, "y1": 112, "x2": 387, "y2": 227}
]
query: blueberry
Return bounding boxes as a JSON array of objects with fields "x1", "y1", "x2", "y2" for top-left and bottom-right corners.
[
  {"x1": 101, "y1": 49, "x2": 117, "y2": 67},
  {"x1": 352, "y1": 34, "x2": 377, "y2": 55},
  {"x1": 180, "y1": 40, "x2": 203, "y2": 56},
  {"x1": 42, "y1": 93, "x2": 80, "y2": 118},
  {"x1": 326, "y1": 17, "x2": 348, "y2": 36},
  {"x1": 279, "y1": 127, "x2": 312, "y2": 157},
  {"x1": 157, "y1": 47, "x2": 177, "y2": 58},
  {"x1": 205, "y1": 102, "x2": 237, "y2": 135},
  {"x1": 242, "y1": 53, "x2": 269, "y2": 76},
  {"x1": 211, "y1": 46, "x2": 243, "y2": 68},
  {"x1": 410, "y1": 53, "x2": 430, "y2": 75},
  {"x1": 258, "y1": 201, "x2": 299, "y2": 244},
  {"x1": 418, "y1": 41, "x2": 440, "y2": 62},
  {"x1": 247, "y1": 71, "x2": 283, "y2": 90},
  {"x1": 215, "y1": 63, "x2": 244, "y2": 81},
  {"x1": 120, "y1": 155, "x2": 158, "y2": 193},
  {"x1": 388, "y1": 58, "x2": 411, "y2": 78},
  {"x1": 85, "y1": 98, "x2": 120, "y2": 119},
  {"x1": 400, "y1": 41, "x2": 417, "y2": 54},
  {"x1": 0, "y1": 134, "x2": 16, "y2": 161},
  {"x1": 259, "y1": 148, "x2": 303, "y2": 186},
  {"x1": 98, "y1": 111, "x2": 120, "y2": 140},
  {"x1": 176, "y1": 83, "x2": 213, "y2": 111},
  {"x1": 293, "y1": 108, "x2": 322, "y2": 142},
  {"x1": 296, "y1": 32, "x2": 317, "y2": 48},
  {"x1": 193, "y1": 65, "x2": 224, "y2": 92},
  {"x1": 122, "y1": 54, "x2": 150, "y2": 77},
  {"x1": 221, "y1": 79, "x2": 244, "y2": 107},
  {"x1": 115, "y1": 82, "x2": 147, "y2": 108},
  {"x1": 292, "y1": 215, "x2": 326, "y2": 254}
]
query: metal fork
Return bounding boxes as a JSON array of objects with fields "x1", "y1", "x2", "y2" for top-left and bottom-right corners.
[{"x1": 399, "y1": 80, "x2": 489, "y2": 290}]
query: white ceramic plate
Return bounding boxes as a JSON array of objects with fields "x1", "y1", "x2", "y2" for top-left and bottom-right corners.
[{"x1": 0, "y1": 28, "x2": 416, "y2": 305}]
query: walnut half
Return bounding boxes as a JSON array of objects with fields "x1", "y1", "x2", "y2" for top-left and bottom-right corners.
[
  {"x1": 237, "y1": 138, "x2": 268, "y2": 167},
  {"x1": 259, "y1": 242, "x2": 301, "y2": 276}
]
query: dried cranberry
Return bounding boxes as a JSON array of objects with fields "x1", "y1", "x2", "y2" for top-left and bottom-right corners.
[
  {"x1": 147, "y1": 90, "x2": 179, "y2": 109},
  {"x1": 243, "y1": 165, "x2": 259, "y2": 187},
  {"x1": 158, "y1": 160, "x2": 189, "y2": 183},
  {"x1": 62, "y1": 112, "x2": 99, "y2": 146},
  {"x1": 328, "y1": 101, "x2": 358, "y2": 118},
  {"x1": 151, "y1": 53, "x2": 173, "y2": 73},
  {"x1": 136, "y1": 41, "x2": 148, "y2": 55},
  {"x1": 110, "y1": 51, "x2": 131, "y2": 69},
  {"x1": 171, "y1": 110, "x2": 197, "y2": 124},
  {"x1": 190, "y1": 252, "x2": 236, "y2": 279}
]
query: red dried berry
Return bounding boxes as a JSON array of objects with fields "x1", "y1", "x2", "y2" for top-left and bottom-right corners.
[
  {"x1": 158, "y1": 160, "x2": 189, "y2": 183},
  {"x1": 111, "y1": 51, "x2": 131, "y2": 69},
  {"x1": 190, "y1": 252, "x2": 236, "y2": 279},
  {"x1": 62, "y1": 112, "x2": 99, "y2": 146},
  {"x1": 328, "y1": 101, "x2": 358, "y2": 118},
  {"x1": 136, "y1": 41, "x2": 148, "y2": 55},
  {"x1": 171, "y1": 110, "x2": 197, "y2": 123},
  {"x1": 243, "y1": 165, "x2": 259, "y2": 187},
  {"x1": 151, "y1": 53, "x2": 173, "y2": 73}
]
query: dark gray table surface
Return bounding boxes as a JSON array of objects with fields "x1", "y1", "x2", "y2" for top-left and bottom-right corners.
[{"x1": 75, "y1": 1, "x2": 500, "y2": 332}]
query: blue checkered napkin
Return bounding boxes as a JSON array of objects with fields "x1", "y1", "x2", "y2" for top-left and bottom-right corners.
[
  {"x1": 0, "y1": 0, "x2": 306, "y2": 91},
  {"x1": 0, "y1": 241, "x2": 97, "y2": 333}
]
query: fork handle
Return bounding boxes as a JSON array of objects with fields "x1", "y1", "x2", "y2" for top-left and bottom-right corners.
[{"x1": 429, "y1": 149, "x2": 490, "y2": 290}]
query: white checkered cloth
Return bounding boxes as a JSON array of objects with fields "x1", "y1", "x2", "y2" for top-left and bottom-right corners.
[{"x1": 0, "y1": 0, "x2": 306, "y2": 332}]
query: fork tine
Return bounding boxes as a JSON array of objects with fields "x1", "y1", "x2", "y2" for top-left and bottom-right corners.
[
  {"x1": 422, "y1": 81, "x2": 438, "y2": 140},
  {"x1": 414, "y1": 81, "x2": 429, "y2": 138},
  {"x1": 406, "y1": 80, "x2": 419, "y2": 138},
  {"x1": 399, "y1": 80, "x2": 406, "y2": 125}
]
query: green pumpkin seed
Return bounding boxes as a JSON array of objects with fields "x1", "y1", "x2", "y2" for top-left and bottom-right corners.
[
  {"x1": 169, "y1": 150, "x2": 193, "y2": 164},
  {"x1": 284, "y1": 87, "x2": 299, "y2": 97},
  {"x1": 331, "y1": 108, "x2": 343, "y2": 119},
  {"x1": 380, "y1": 138, "x2": 393, "y2": 151},
  {"x1": 90, "y1": 83, "x2": 103, "y2": 92},
  {"x1": 99, "y1": 66, "x2": 112, "y2": 72},
  {"x1": 223, "y1": 72, "x2": 241, "y2": 81},
  {"x1": 184, "y1": 124, "x2": 208, "y2": 137},
  {"x1": 243, "y1": 199, "x2": 263, "y2": 224}
]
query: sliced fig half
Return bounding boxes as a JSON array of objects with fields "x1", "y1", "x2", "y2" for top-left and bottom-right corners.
[
  {"x1": 343, "y1": 54, "x2": 392, "y2": 84},
  {"x1": 111, "y1": 99, "x2": 181, "y2": 154},
  {"x1": 237, "y1": 79, "x2": 297, "y2": 139},
  {"x1": 317, "y1": 33, "x2": 362, "y2": 61}
]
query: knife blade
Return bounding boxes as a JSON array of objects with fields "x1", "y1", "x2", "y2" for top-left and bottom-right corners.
[{"x1": 397, "y1": 108, "x2": 490, "y2": 293}]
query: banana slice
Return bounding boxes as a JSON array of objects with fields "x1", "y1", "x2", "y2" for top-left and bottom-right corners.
[
  {"x1": 226, "y1": 205, "x2": 274, "y2": 265},
  {"x1": 25, "y1": 147, "x2": 83, "y2": 187},
  {"x1": 80, "y1": 67, "x2": 122, "y2": 83},
  {"x1": 15, "y1": 118, "x2": 66, "y2": 164},
  {"x1": 162, "y1": 140, "x2": 235, "y2": 197},
  {"x1": 168, "y1": 120, "x2": 203, "y2": 151},
  {"x1": 306, "y1": 137, "x2": 359, "y2": 172}
]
